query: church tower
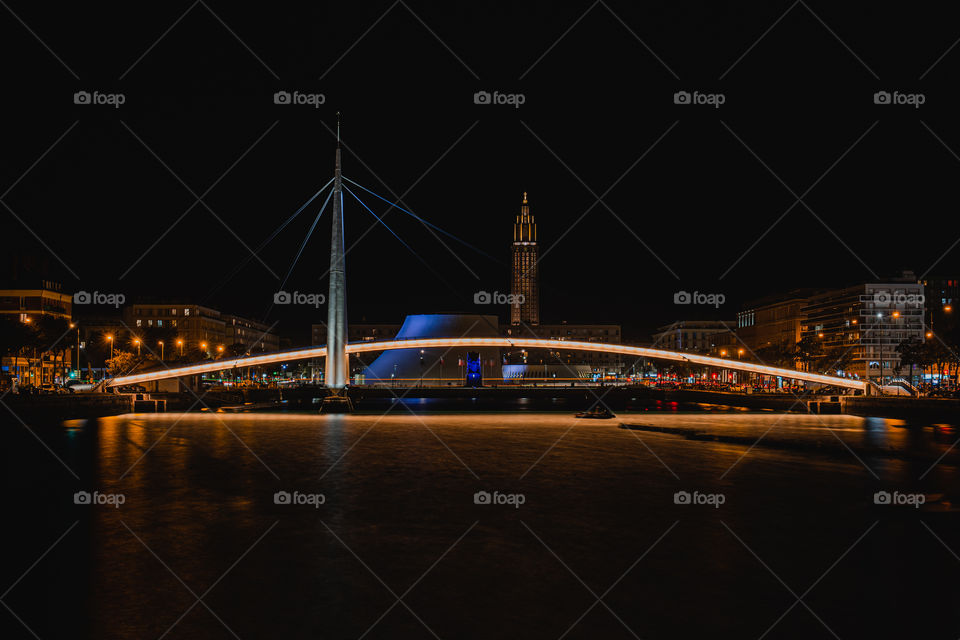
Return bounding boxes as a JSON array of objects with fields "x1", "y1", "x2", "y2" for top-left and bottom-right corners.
[{"x1": 510, "y1": 192, "x2": 539, "y2": 326}]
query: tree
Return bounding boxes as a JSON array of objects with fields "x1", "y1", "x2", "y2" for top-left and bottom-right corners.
[
  {"x1": 227, "y1": 342, "x2": 248, "y2": 357},
  {"x1": 794, "y1": 336, "x2": 823, "y2": 372},
  {"x1": 0, "y1": 315, "x2": 37, "y2": 383},
  {"x1": 106, "y1": 351, "x2": 138, "y2": 377},
  {"x1": 819, "y1": 346, "x2": 855, "y2": 376},
  {"x1": 756, "y1": 342, "x2": 795, "y2": 369},
  {"x1": 0, "y1": 315, "x2": 34, "y2": 359},
  {"x1": 34, "y1": 315, "x2": 72, "y2": 382},
  {"x1": 896, "y1": 337, "x2": 926, "y2": 387}
]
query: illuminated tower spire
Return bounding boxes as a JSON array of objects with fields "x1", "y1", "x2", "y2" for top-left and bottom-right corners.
[
  {"x1": 325, "y1": 113, "x2": 348, "y2": 390},
  {"x1": 511, "y1": 191, "x2": 539, "y2": 326}
]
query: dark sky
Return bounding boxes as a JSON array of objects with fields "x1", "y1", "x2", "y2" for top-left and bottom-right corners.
[{"x1": 3, "y1": 1, "x2": 959, "y2": 342}]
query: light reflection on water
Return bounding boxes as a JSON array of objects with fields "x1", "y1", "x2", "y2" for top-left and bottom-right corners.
[{"x1": 10, "y1": 411, "x2": 960, "y2": 639}]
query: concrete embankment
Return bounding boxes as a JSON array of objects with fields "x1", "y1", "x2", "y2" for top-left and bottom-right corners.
[
  {"x1": 840, "y1": 396, "x2": 960, "y2": 420},
  {"x1": 4, "y1": 394, "x2": 135, "y2": 422}
]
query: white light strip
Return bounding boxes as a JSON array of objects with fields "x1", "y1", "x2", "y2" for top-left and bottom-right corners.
[{"x1": 108, "y1": 338, "x2": 865, "y2": 391}]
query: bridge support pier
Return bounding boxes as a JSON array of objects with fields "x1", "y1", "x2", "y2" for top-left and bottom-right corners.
[{"x1": 320, "y1": 390, "x2": 354, "y2": 413}]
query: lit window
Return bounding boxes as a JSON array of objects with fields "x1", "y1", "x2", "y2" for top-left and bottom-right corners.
[
  {"x1": 184, "y1": 308, "x2": 191, "y2": 316},
  {"x1": 136, "y1": 319, "x2": 142, "y2": 327}
]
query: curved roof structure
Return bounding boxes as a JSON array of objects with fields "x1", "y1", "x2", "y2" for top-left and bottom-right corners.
[{"x1": 357, "y1": 314, "x2": 503, "y2": 382}]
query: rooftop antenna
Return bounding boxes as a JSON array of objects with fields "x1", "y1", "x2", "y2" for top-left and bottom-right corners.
[{"x1": 336, "y1": 111, "x2": 341, "y2": 148}]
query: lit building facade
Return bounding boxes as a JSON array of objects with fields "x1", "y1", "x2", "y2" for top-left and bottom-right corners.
[
  {"x1": 223, "y1": 314, "x2": 280, "y2": 353},
  {"x1": 0, "y1": 281, "x2": 74, "y2": 384},
  {"x1": 503, "y1": 322, "x2": 623, "y2": 376},
  {"x1": 801, "y1": 277, "x2": 925, "y2": 382},
  {"x1": 736, "y1": 290, "x2": 813, "y2": 366},
  {"x1": 510, "y1": 192, "x2": 539, "y2": 326},
  {"x1": 651, "y1": 320, "x2": 736, "y2": 354},
  {"x1": 0, "y1": 281, "x2": 73, "y2": 323}
]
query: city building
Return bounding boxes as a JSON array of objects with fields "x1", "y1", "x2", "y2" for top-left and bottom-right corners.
[
  {"x1": 736, "y1": 290, "x2": 814, "y2": 367},
  {"x1": 510, "y1": 192, "x2": 539, "y2": 326},
  {"x1": 503, "y1": 322, "x2": 623, "y2": 378},
  {"x1": 223, "y1": 314, "x2": 280, "y2": 353},
  {"x1": 0, "y1": 280, "x2": 73, "y2": 322},
  {"x1": 800, "y1": 275, "x2": 925, "y2": 382},
  {"x1": 0, "y1": 280, "x2": 75, "y2": 384},
  {"x1": 125, "y1": 303, "x2": 226, "y2": 352},
  {"x1": 651, "y1": 320, "x2": 736, "y2": 354},
  {"x1": 919, "y1": 276, "x2": 958, "y2": 334},
  {"x1": 124, "y1": 304, "x2": 279, "y2": 357}
]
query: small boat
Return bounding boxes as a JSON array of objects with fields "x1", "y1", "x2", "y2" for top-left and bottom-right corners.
[{"x1": 575, "y1": 405, "x2": 615, "y2": 419}]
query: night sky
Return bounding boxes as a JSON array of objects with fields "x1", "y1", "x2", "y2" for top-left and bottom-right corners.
[{"x1": 3, "y1": 1, "x2": 959, "y2": 342}]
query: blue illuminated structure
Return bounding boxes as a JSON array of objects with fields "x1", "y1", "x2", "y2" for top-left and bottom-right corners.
[
  {"x1": 465, "y1": 352, "x2": 482, "y2": 387},
  {"x1": 358, "y1": 314, "x2": 502, "y2": 384}
]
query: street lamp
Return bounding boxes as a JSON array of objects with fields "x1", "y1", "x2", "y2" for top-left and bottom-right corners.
[
  {"x1": 176, "y1": 339, "x2": 183, "y2": 356},
  {"x1": 133, "y1": 339, "x2": 141, "y2": 356},
  {"x1": 158, "y1": 340, "x2": 164, "y2": 361},
  {"x1": 106, "y1": 334, "x2": 114, "y2": 360},
  {"x1": 70, "y1": 323, "x2": 80, "y2": 379}
]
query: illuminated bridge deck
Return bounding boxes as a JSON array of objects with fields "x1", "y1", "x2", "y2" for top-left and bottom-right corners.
[{"x1": 107, "y1": 338, "x2": 867, "y2": 391}]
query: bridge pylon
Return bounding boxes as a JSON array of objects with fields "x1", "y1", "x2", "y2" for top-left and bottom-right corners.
[{"x1": 321, "y1": 114, "x2": 353, "y2": 413}]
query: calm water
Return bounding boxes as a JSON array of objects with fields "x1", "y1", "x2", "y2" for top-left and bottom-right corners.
[{"x1": 4, "y1": 408, "x2": 960, "y2": 639}]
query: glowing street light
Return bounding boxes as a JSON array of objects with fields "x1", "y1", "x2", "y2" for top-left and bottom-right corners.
[
  {"x1": 133, "y1": 339, "x2": 141, "y2": 356},
  {"x1": 176, "y1": 339, "x2": 183, "y2": 356},
  {"x1": 158, "y1": 340, "x2": 164, "y2": 361},
  {"x1": 106, "y1": 334, "x2": 114, "y2": 359}
]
